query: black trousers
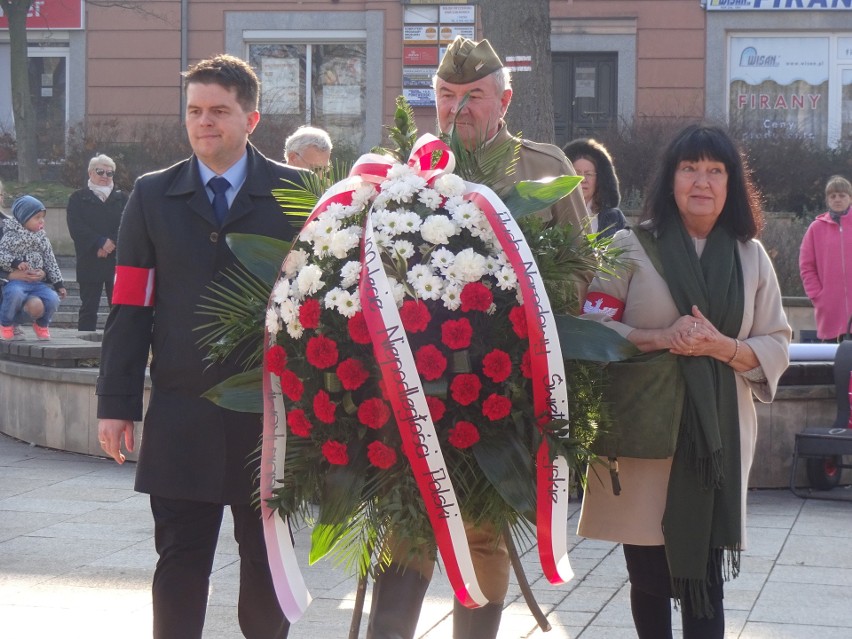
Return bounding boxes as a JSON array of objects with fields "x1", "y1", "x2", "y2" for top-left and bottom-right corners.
[
  {"x1": 623, "y1": 544, "x2": 724, "y2": 639},
  {"x1": 77, "y1": 278, "x2": 113, "y2": 331},
  {"x1": 150, "y1": 496, "x2": 289, "y2": 639}
]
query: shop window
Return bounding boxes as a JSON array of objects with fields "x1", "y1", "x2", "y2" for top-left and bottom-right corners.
[{"x1": 248, "y1": 42, "x2": 367, "y2": 152}]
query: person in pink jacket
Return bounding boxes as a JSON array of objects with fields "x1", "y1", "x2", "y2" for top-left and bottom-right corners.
[{"x1": 799, "y1": 175, "x2": 852, "y2": 341}]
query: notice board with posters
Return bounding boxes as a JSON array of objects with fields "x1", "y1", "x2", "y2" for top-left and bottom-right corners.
[{"x1": 401, "y1": 4, "x2": 477, "y2": 108}]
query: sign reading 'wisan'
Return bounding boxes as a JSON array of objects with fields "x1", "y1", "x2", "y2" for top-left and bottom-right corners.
[{"x1": 707, "y1": 0, "x2": 851, "y2": 9}]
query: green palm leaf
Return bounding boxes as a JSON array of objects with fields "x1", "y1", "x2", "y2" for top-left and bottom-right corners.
[
  {"x1": 201, "y1": 368, "x2": 263, "y2": 412},
  {"x1": 504, "y1": 176, "x2": 584, "y2": 219},
  {"x1": 225, "y1": 233, "x2": 291, "y2": 285}
]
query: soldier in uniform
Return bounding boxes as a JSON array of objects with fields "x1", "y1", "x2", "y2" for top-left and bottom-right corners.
[{"x1": 366, "y1": 37, "x2": 591, "y2": 639}]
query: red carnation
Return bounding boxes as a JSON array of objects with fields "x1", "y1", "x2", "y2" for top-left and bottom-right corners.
[
  {"x1": 482, "y1": 349, "x2": 512, "y2": 383},
  {"x1": 400, "y1": 300, "x2": 431, "y2": 333},
  {"x1": 415, "y1": 344, "x2": 448, "y2": 381},
  {"x1": 426, "y1": 396, "x2": 446, "y2": 422},
  {"x1": 482, "y1": 393, "x2": 512, "y2": 421},
  {"x1": 322, "y1": 440, "x2": 349, "y2": 465},
  {"x1": 313, "y1": 390, "x2": 337, "y2": 424},
  {"x1": 509, "y1": 306, "x2": 528, "y2": 339},
  {"x1": 521, "y1": 349, "x2": 532, "y2": 379},
  {"x1": 337, "y1": 358, "x2": 370, "y2": 391},
  {"x1": 265, "y1": 345, "x2": 287, "y2": 375},
  {"x1": 448, "y1": 421, "x2": 480, "y2": 449},
  {"x1": 460, "y1": 282, "x2": 493, "y2": 312},
  {"x1": 367, "y1": 441, "x2": 398, "y2": 469},
  {"x1": 441, "y1": 318, "x2": 473, "y2": 350},
  {"x1": 279, "y1": 369, "x2": 304, "y2": 401},
  {"x1": 306, "y1": 334, "x2": 339, "y2": 369},
  {"x1": 348, "y1": 312, "x2": 372, "y2": 344},
  {"x1": 450, "y1": 373, "x2": 482, "y2": 406},
  {"x1": 358, "y1": 397, "x2": 392, "y2": 430},
  {"x1": 288, "y1": 409, "x2": 313, "y2": 438},
  {"x1": 299, "y1": 298, "x2": 321, "y2": 329}
]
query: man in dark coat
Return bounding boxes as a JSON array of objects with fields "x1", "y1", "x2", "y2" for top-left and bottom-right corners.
[
  {"x1": 66, "y1": 153, "x2": 128, "y2": 330},
  {"x1": 96, "y1": 54, "x2": 300, "y2": 639}
]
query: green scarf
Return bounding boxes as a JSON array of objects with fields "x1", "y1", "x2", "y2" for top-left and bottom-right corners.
[{"x1": 646, "y1": 219, "x2": 744, "y2": 618}]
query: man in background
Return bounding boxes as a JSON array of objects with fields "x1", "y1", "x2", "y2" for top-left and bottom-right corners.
[{"x1": 283, "y1": 125, "x2": 333, "y2": 172}]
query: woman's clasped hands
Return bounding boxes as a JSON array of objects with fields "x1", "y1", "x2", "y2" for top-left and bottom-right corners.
[{"x1": 668, "y1": 305, "x2": 728, "y2": 359}]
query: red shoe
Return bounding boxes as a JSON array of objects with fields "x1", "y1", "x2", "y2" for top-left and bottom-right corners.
[
  {"x1": 1, "y1": 326, "x2": 14, "y2": 341},
  {"x1": 32, "y1": 323, "x2": 51, "y2": 340}
]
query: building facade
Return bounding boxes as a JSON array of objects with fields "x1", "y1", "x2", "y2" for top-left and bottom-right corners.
[{"x1": 1, "y1": 0, "x2": 850, "y2": 160}]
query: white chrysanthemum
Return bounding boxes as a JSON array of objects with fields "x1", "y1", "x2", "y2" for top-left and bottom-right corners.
[
  {"x1": 376, "y1": 211, "x2": 409, "y2": 236},
  {"x1": 297, "y1": 264, "x2": 325, "y2": 297},
  {"x1": 382, "y1": 180, "x2": 418, "y2": 204},
  {"x1": 387, "y1": 276, "x2": 406, "y2": 306},
  {"x1": 324, "y1": 202, "x2": 351, "y2": 221},
  {"x1": 421, "y1": 214, "x2": 458, "y2": 245},
  {"x1": 393, "y1": 240, "x2": 415, "y2": 260},
  {"x1": 324, "y1": 287, "x2": 344, "y2": 309},
  {"x1": 283, "y1": 249, "x2": 308, "y2": 278},
  {"x1": 450, "y1": 200, "x2": 483, "y2": 229},
  {"x1": 278, "y1": 299, "x2": 297, "y2": 324},
  {"x1": 431, "y1": 247, "x2": 455, "y2": 272},
  {"x1": 399, "y1": 211, "x2": 423, "y2": 234},
  {"x1": 453, "y1": 248, "x2": 488, "y2": 282},
  {"x1": 330, "y1": 229, "x2": 360, "y2": 259},
  {"x1": 335, "y1": 290, "x2": 361, "y2": 318},
  {"x1": 434, "y1": 173, "x2": 465, "y2": 197},
  {"x1": 299, "y1": 220, "x2": 319, "y2": 244},
  {"x1": 271, "y1": 278, "x2": 291, "y2": 304},
  {"x1": 406, "y1": 263, "x2": 434, "y2": 285},
  {"x1": 495, "y1": 265, "x2": 518, "y2": 291},
  {"x1": 311, "y1": 231, "x2": 334, "y2": 258},
  {"x1": 374, "y1": 230, "x2": 394, "y2": 250},
  {"x1": 373, "y1": 190, "x2": 391, "y2": 209},
  {"x1": 470, "y1": 221, "x2": 498, "y2": 247},
  {"x1": 418, "y1": 188, "x2": 442, "y2": 210},
  {"x1": 386, "y1": 163, "x2": 416, "y2": 180},
  {"x1": 265, "y1": 307, "x2": 282, "y2": 335},
  {"x1": 340, "y1": 261, "x2": 362, "y2": 289},
  {"x1": 414, "y1": 275, "x2": 443, "y2": 301},
  {"x1": 352, "y1": 184, "x2": 377, "y2": 210},
  {"x1": 441, "y1": 282, "x2": 462, "y2": 311},
  {"x1": 314, "y1": 216, "x2": 341, "y2": 237},
  {"x1": 286, "y1": 319, "x2": 304, "y2": 340},
  {"x1": 444, "y1": 194, "x2": 465, "y2": 210}
]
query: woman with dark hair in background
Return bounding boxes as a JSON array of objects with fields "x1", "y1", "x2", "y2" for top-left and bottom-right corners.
[
  {"x1": 578, "y1": 124, "x2": 790, "y2": 638},
  {"x1": 563, "y1": 137, "x2": 627, "y2": 237}
]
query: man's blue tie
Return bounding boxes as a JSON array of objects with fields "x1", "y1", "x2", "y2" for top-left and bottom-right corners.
[{"x1": 208, "y1": 176, "x2": 231, "y2": 225}]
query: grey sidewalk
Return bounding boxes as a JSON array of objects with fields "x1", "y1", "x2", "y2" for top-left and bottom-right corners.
[{"x1": 1, "y1": 432, "x2": 851, "y2": 639}]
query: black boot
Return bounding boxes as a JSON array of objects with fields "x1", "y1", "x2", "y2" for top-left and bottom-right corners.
[
  {"x1": 452, "y1": 599, "x2": 503, "y2": 639},
  {"x1": 366, "y1": 564, "x2": 430, "y2": 639}
]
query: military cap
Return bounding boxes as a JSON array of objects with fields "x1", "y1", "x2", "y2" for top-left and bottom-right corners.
[{"x1": 436, "y1": 36, "x2": 504, "y2": 84}]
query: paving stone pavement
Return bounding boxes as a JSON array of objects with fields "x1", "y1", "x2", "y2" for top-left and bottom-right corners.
[{"x1": 1, "y1": 431, "x2": 851, "y2": 638}]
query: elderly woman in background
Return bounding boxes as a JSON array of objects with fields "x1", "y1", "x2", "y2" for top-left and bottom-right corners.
[
  {"x1": 579, "y1": 124, "x2": 790, "y2": 638},
  {"x1": 66, "y1": 154, "x2": 128, "y2": 331},
  {"x1": 563, "y1": 137, "x2": 627, "y2": 238}
]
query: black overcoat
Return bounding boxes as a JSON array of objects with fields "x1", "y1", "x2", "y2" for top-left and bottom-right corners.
[
  {"x1": 96, "y1": 144, "x2": 302, "y2": 504},
  {"x1": 66, "y1": 187, "x2": 128, "y2": 283}
]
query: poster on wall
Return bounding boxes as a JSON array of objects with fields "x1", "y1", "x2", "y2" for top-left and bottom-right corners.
[
  {"x1": 729, "y1": 36, "x2": 829, "y2": 142},
  {"x1": 259, "y1": 57, "x2": 301, "y2": 115}
]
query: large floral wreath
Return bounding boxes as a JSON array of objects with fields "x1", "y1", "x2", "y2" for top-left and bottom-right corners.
[{"x1": 200, "y1": 105, "x2": 633, "y2": 622}]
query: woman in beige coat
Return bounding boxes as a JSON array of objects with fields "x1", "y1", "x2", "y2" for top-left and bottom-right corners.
[{"x1": 579, "y1": 124, "x2": 790, "y2": 638}]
